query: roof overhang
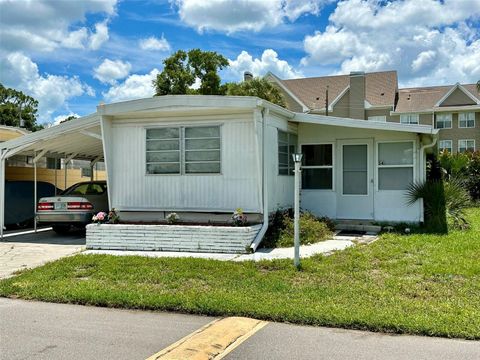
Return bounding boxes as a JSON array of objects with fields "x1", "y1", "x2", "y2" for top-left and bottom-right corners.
[
  {"x1": 293, "y1": 113, "x2": 439, "y2": 135},
  {"x1": 0, "y1": 114, "x2": 102, "y2": 161}
]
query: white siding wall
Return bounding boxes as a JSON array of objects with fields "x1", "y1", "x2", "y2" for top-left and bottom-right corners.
[
  {"x1": 266, "y1": 114, "x2": 295, "y2": 212},
  {"x1": 298, "y1": 123, "x2": 423, "y2": 222},
  {"x1": 107, "y1": 113, "x2": 262, "y2": 215}
]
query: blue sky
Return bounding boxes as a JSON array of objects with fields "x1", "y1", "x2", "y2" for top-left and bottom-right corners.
[{"x1": 1, "y1": 0, "x2": 479, "y2": 124}]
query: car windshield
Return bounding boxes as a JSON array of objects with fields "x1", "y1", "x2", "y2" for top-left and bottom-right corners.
[{"x1": 64, "y1": 183, "x2": 107, "y2": 196}]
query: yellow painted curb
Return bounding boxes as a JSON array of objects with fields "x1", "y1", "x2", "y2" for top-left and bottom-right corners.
[{"x1": 146, "y1": 317, "x2": 268, "y2": 360}]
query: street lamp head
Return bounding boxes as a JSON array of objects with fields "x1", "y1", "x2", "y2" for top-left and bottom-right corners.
[{"x1": 292, "y1": 153, "x2": 303, "y2": 163}]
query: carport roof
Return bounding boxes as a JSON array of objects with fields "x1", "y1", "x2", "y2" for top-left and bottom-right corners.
[{"x1": 0, "y1": 114, "x2": 102, "y2": 161}]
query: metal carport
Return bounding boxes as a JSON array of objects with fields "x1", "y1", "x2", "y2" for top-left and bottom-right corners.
[{"x1": 0, "y1": 114, "x2": 104, "y2": 239}]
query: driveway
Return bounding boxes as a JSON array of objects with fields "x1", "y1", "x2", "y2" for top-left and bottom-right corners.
[
  {"x1": 1, "y1": 298, "x2": 479, "y2": 360},
  {"x1": 0, "y1": 229, "x2": 85, "y2": 278}
]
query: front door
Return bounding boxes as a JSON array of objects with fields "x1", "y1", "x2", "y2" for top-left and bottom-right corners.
[{"x1": 336, "y1": 139, "x2": 374, "y2": 220}]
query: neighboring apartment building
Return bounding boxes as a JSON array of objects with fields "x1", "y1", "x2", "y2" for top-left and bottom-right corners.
[{"x1": 267, "y1": 71, "x2": 480, "y2": 153}]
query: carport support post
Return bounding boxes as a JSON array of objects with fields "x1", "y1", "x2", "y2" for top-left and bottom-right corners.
[
  {"x1": 33, "y1": 151, "x2": 37, "y2": 233},
  {"x1": 0, "y1": 152, "x2": 5, "y2": 241}
]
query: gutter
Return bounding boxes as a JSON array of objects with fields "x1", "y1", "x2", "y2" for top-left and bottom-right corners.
[{"x1": 250, "y1": 107, "x2": 269, "y2": 252}]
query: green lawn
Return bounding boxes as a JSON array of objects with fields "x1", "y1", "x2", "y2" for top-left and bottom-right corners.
[{"x1": 1, "y1": 209, "x2": 480, "y2": 339}]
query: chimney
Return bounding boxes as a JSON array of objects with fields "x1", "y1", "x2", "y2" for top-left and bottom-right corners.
[
  {"x1": 243, "y1": 71, "x2": 253, "y2": 82},
  {"x1": 349, "y1": 71, "x2": 365, "y2": 120}
]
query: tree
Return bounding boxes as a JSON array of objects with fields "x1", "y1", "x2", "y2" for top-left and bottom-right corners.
[
  {"x1": 226, "y1": 77, "x2": 286, "y2": 107},
  {"x1": 60, "y1": 115, "x2": 78, "y2": 123},
  {"x1": 477, "y1": 80, "x2": 480, "y2": 92},
  {"x1": 153, "y1": 49, "x2": 228, "y2": 96},
  {"x1": 154, "y1": 50, "x2": 195, "y2": 95},
  {"x1": 188, "y1": 49, "x2": 229, "y2": 95},
  {"x1": 0, "y1": 83, "x2": 42, "y2": 131}
]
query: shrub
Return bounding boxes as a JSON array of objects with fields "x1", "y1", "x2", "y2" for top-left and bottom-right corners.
[
  {"x1": 438, "y1": 150, "x2": 480, "y2": 201},
  {"x1": 231, "y1": 208, "x2": 248, "y2": 226},
  {"x1": 406, "y1": 179, "x2": 470, "y2": 233},
  {"x1": 262, "y1": 209, "x2": 333, "y2": 248},
  {"x1": 166, "y1": 212, "x2": 180, "y2": 224}
]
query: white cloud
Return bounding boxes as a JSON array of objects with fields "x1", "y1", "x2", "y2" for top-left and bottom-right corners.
[
  {"x1": 0, "y1": 52, "x2": 94, "y2": 123},
  {"x1": 139, "y1": 36, "x2": 171, "y2": 51},
  {"x1": 94, "y1": 59, "x2": 132, "y2": 85},
  {"x1": 301, "y1": 0, "x2": 480, "y2": 85},
  {"x1": 172, "y1": 0, "x2": 330, "y2": 33},
  {"x1": 0, "y1": 0, "x2": 117, "y2": 53},
  {"x1": 89, "y1": 21, "x2": 110, "y2": 50},
  {"x1": 102, "y1": 69, "x2": 160, "y2": 103},
  {"x1": 228, "y1": 49, "x2": 303, "y2": 80}
]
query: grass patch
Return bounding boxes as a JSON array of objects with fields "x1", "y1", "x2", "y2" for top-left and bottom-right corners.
[{"x1": 1, "y1": 209, "x2": 480, "y2": 339}]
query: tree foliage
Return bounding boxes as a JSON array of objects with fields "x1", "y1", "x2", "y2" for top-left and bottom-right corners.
[
  {"x1": 225, "y1": 77, "x2": 286, "y2": 107},
  {"x1": 153, "y1": 49, "x2": 228, "y2": 96},
  {"x1": 0, "y1": 83, "x2": 42, "y2": 131}
]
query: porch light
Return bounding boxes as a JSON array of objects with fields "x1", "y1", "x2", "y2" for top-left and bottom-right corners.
[
  {"x1": 292, "y1": 153, "x2": 303, "y2": 269},
  {"x1": 292, "y1": 153, "x2": 303, "y2": 163}
]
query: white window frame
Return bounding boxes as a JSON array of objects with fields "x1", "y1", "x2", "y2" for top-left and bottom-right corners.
[
  {"x1": 458, "y1": 139, "x2": 475, "y2": 153},
  {"x1": 400, "y1": 114, "x2": 419, "y2": 125},
  {"x1": 458, "y1": 112, "x2": 475, "y2": 128},
  {"x1": 145, "y1": 125, "x2": 222, "y2": 175},
  {"x1": 300, "y1": 143, "x2": 335, "y2": 191},
  {"x1": 438, "y1": 140, "x2": 453, "y2": 153},
  {"x1": 376, "y1": 140, "x2": 415, "y2": 191},
  {"x1": 278, "y1": 130, "x2": 297, "y2": 176},
  {"x1": 435, "y1": 113, "x2": 452, "y2": 129},
  {"x1": 367, "y1": 115, "x2": 387, "y2": 122}
]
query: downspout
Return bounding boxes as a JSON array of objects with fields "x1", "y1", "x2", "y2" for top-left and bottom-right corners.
[
  {"x1": 250, "y1": 107, "x2": 269, "y2": 252},
  {"x1": 418, "y1": 133, "x2": 438, "y2": 222}
]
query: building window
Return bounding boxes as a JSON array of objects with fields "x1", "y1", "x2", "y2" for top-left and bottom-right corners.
[
  {"x1": 81, "y1": 167, "x2": 92, "y2": 178},
  {"x1": 278, "y1": 130, "x2": 297, "y2": 175},
  {"x1": 459, "y1": 112, "x2": 475, "y2": 128},
  {"x1": 146, "y1": 126, "x2": 221, "y2": 175},
  {"x1": 435, "y1": 113, "x2": 452, "y2": 129},
  {"x1": 458, "y1": 139, "x2": 475, "y2": 153},
  {"x1": 439, "y1": 140, "x2": 453, "y2": 153},
  {"x1": 367, "y1": 115, "x2": 386, "y2": 122},
  {"x1": 301, "y1": 144, "x2": 333, "y2": 190},
  {"x1": 46, "y1": 157, "x2": 61, "y2": 169},
  {"x1": 400, "y1": 114, "x2": 419, "y2": 125},
  {"x1": 378, "y1": 142, "x2": 414, "y2": 190},
  {"x1": 184, "y1": 126, "x2": 221, "y2": 174}
]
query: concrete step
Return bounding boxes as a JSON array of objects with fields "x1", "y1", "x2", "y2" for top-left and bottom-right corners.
[{"x1": 335, "y1": 221, "x2": 381, "y2": 233}]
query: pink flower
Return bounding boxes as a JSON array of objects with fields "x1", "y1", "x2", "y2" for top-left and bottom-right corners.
[{"x1": 96, "y1": 212, "x2": 106, "y2": 221}]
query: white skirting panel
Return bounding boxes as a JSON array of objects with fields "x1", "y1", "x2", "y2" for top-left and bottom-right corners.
[{"x1": 86, "y1": 224, "x2": 262, "y2": 254}]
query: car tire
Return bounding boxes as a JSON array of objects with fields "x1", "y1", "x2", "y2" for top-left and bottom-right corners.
[{"x1": 52, "y1": 225, "x2": 71, "y2": 234}]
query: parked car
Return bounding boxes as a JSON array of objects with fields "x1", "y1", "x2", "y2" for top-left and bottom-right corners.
[
  {"x1": 37, "y1": 181, "x2": 108, "y2": 234},
  {"x1": 5, "y1": 180, "x2": 61, "y2": 229}
]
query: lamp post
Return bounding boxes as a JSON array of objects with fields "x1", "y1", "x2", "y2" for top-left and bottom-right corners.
[{"x1": 292, "y1": 153, "x2": 303, "y2": 269}]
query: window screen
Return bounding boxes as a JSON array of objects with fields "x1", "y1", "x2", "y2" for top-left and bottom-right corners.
[
  {"x1": 146, "y1": 126, "x2": 221, "y2": 174},
  {"x1": 301, "y1": 144, "x2": 333, "y2": 190},
  {"x1": 378, "y1": 142, "x2": 414, "y2": 190},
  {"x1": 278, "y1": 131, "x2": 297, "y2": 175},
  {"x1": 146, "y1": 127, "x2": 180, "y2": 174},
  {"x1": 185, "y1": 126, "x2": 221, "y2": 174}
]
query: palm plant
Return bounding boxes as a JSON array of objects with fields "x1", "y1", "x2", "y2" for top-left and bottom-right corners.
[{"x1": 406, "y1": 178, "x2": 470, "y2": 233}]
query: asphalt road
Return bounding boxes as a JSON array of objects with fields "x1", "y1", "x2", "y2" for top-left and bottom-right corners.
[{"x1": 1, "y1": 298, "x2": 479, "y2": 360}]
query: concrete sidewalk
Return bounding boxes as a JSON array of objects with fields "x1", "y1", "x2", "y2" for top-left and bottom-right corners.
[{"x1": 83, "y1": 233, "x2": 377, "y2": 261}]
